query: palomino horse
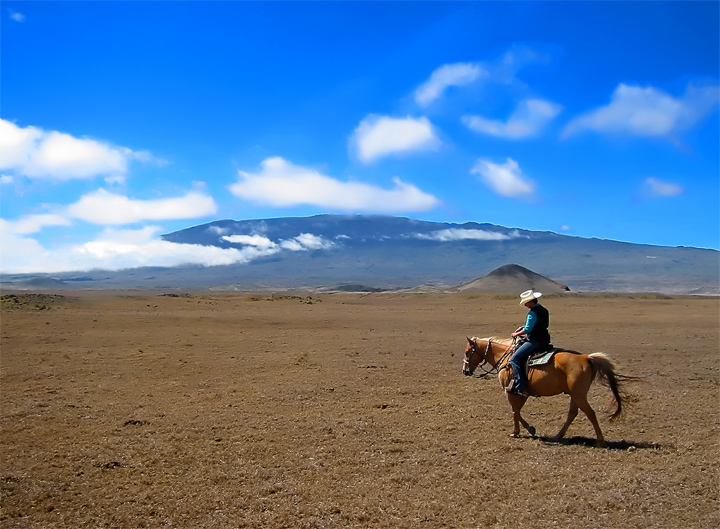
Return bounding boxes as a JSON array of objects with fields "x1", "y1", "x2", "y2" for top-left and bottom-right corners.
[{"x1": 463, "y1": 336, "x2": 626, "y2": 445}]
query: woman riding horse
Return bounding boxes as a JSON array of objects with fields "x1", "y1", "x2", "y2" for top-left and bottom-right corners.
[
  {"x1": 462, "y1": 291, "x2": 632, "y2": 445},
  {"x1": 508, "y1": 290, "x2": 550, "y2": 396}
]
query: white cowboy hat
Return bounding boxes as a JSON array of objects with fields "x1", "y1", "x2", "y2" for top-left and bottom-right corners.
[{"x1": 519, "y1": 289, "x2": 542, "y2": 305}]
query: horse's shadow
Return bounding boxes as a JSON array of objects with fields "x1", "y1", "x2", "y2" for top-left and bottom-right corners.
[{"x1": 537, "y1": 435, "x2": 662, "y2": 450}]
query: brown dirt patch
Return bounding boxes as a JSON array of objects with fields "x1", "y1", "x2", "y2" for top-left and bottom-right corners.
[{"x1": 1, "y1": 292, "x2": 718, "y2": 528}]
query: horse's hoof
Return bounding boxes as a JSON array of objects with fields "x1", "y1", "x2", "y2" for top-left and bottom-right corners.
[
  {"x1": 509, "y1": 433, "x2": 520, "y2": 438},
  {"x1": 528, "y1": 426, "x2": 537, "y2": 437}
]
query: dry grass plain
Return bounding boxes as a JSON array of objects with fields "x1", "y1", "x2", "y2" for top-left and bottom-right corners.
[{"x1": 1, "y1": 291, "x2": 718, "y2": 529}]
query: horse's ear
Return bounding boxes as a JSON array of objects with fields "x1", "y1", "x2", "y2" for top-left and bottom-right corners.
[{"x1": 466, "y1": 336, "x2": 474, "y2": 345}]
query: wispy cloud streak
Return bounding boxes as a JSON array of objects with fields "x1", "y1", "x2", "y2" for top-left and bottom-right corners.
[
  {"x1": 562, "y1": 83, "x2": 719, "y2": 139},
  {"x1": 414, "y1": 62, "x2": 486, "y2": 107},
  {"x1": 463, "y1": 99, "x2": 562, "y2": 139}
]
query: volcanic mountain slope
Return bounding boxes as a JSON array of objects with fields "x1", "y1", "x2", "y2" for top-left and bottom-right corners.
[
  {"x1": 2, "y1": 215, "x2": 718, "y2": 294},
  {"x1": 453, "y1": 264, "x2": 571, "y2": 294}
]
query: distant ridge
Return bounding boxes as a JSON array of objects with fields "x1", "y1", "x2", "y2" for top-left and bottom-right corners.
[{"x1": 453, "y1": 264, "x2": 570, "y2": 294}]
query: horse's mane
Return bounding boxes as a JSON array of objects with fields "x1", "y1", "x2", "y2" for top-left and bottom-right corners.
[{"x1": 484, "y1": 336, "x2": 513, "y2": 346}]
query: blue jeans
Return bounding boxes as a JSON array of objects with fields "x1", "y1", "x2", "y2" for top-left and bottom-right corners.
[{"x1": 510, "y1": 340, "x2": 542, "y2": 392}]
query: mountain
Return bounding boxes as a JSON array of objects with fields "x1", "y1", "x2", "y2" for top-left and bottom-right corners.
[
  {"x1": 1, "y1": 215, "x2": 717, "y2": 294},
  {"x1": 3, "y1": 277, "x2": 73, "y2": 290},
  {"x1": 157, "y1": 214, "x2": 718, "y2": 294},
  {"x1": 454, "y1": 264, "x2": 570, "y2": 293}
]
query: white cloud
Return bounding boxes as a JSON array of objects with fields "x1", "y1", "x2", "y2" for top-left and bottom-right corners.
[
  {"x1": 470, "y1": 158, "x2": 534, "y2": 198},
  {"x1": 0, "y1": 221, "x2": 54, "y2": 273},
  {"x1": 222, "y1": 232, "x2": 335, "y2": 254},
  {"x1": 67, "y1": 189, "x2": 217, "y2": 225},
  {"x1": 229, "y1": 156, "x2": 440, "y2": 212},
  {"x1": 642, "y1": 177, "x2": 685, "y2": 198},
  {"x1": 462, "y1": 98, "x2": 562, "y2": 139},
  {"x1": 562, "y1": 83, "x2": 720, "y2": 139},
  {"x1": 1, "y1": 174, "x2": 13, "y2": 184},
  {"x1": 27, "y1": 131, "x2": 128, "y2": 178},
  {"x1": 414, "y1": 62, "x2": 486, "y2": 107},
  {"x1": 104, "y1": 175, "x2": 126, "y2": 186},
  {"x1": 222, "y1": 234, "x2": 277, "y2": 249},
  {"x1": 279, "y1": 233, "x2": 335, "y2": 251},
  {"x1": 9, "y1": 214, "x2": 72, "y2": 235},
  {"x1": 0, "y1": 119, "x2": 158, "y2": 181},
  {"x1": 415, "y1": 228, "x2": 522, "y2": 242},
  {"x1": 223, "y1": 231, "x2": 335, "y2": 253},
  {"x1": 0, "y1": 119, "x2": 42, "y2": 168},
  {"x1": 352, "y1": 115, "x2": 441, "y2": 163},
  {"x1": 94, "y1": 226, "x2": 166, "y2": 245}
]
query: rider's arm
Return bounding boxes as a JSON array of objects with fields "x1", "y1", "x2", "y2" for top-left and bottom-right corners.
[
  {"x1": 523, "y1": 310, "x2": 537, "y2": 333},
  {"x1": 512, "y1": 311, "x2": 537, "y2": 337}
]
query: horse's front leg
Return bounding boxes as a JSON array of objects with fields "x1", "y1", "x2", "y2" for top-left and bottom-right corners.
[
  {"x1": 552, "y1": 399, "x2": 578, "y2": 441},
  {"x1": 506, "y1": 393, "x2": 536, "y2": 438}
]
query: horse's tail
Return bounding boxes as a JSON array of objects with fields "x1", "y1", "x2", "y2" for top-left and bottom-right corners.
[{"x1": 588, "y1": 352, "x2": 624, "y2": 421}]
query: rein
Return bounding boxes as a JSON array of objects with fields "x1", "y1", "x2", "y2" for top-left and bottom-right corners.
[{"x1": 466, "y1": 337, "x2": 518, "y2": 377}]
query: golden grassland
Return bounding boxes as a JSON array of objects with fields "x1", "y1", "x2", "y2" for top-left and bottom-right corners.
[{"x1": 1, "y1": 291, "x2": 718, "y2": 528}]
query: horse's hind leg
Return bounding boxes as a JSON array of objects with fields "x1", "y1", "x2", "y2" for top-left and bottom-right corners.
[
  {"x1": 574, "y1": 393, "x2": 605, "y2": 446},
  {"x1": 555, "y1": 393, "x2": 605, "y2": 446},
  {"x1": 552, "y1": 400, "x2": 578, "y2": 441}
]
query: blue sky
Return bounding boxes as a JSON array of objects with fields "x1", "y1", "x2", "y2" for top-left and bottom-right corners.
[{"x1": 1, "y1": 1, "x2": 718, "y2": 274}]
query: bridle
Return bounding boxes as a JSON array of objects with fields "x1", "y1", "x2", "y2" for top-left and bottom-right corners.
[{"x1": 464, "y1": 337, "x2": 518, "y2": 377}]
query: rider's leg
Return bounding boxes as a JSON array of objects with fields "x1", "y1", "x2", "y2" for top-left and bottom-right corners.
[{"x1": 509, "y1": 341, "x2": 538, "y2": 392}]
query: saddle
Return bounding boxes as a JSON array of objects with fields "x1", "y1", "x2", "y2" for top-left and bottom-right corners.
[
  {"x1": 527, "y1": 345, "x2": 558, "y2": 368},
  {"x1": 511, "y1": 337, "x2": 559, "y2": 370},
  {"x1": 505, "y1": 339, "x2": 564, "y2": 395}
]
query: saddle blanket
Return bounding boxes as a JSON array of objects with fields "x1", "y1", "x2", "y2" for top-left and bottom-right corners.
[{"x1": 527, "y1": 348, "x2": 560, "y2": 367}]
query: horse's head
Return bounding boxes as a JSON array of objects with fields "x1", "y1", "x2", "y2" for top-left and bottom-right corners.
[{"x1": 462, "y1": 336, "x2": 484, "y2": 376}]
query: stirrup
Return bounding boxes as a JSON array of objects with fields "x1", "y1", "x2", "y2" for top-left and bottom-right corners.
[{"x1": 506, "y1": 379, "x2": 529, "y2": 397}]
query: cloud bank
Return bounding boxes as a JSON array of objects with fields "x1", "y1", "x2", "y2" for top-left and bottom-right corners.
[
  {"x1": 222, "y1": 232, "x2": 335, "y2": 252},
  {"x1": 415, "y1": 228, "x2": 522, "y2": 242},
  {"x1": 0, "y1": 223, "x2": 180, "y2": 273},
  {"x1": 1, "y1": 186, "x2": 220, "y2": 272},
  {"x1": 229, "y1": 156, "x2": 440, "y2": 212},
  {"x1": 0, "y1": 223, "x2": 339, "y2": 274}
]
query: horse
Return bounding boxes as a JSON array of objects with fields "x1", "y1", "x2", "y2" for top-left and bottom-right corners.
[{"x1": 462, "y1": 336, "x2": 627, "y2": 446}]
